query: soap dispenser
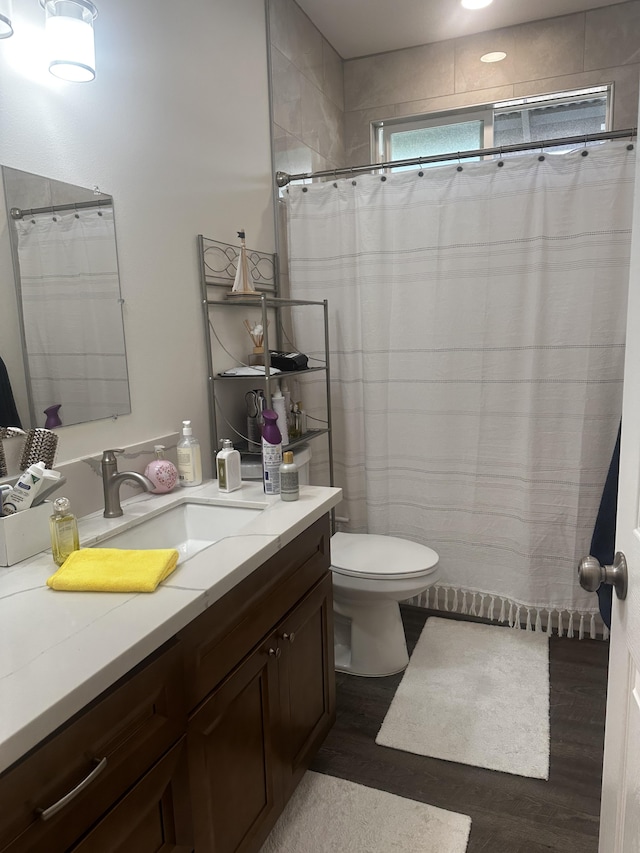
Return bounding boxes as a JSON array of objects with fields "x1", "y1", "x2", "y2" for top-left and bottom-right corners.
[{"x1": 144, "y1": 445, "x2": 179, "y2": 494}]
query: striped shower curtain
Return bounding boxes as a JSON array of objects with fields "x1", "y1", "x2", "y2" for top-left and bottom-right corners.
[
  {"x1": 285, "y1": 142, "x2": 636, "y2": 637},
  {"x1": 15, "y1": 206, "x2": 129, "y2": 428}
]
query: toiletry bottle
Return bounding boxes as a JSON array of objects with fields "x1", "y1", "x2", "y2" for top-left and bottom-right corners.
[
  {"x1": 145, "y1": 445, "x2": 179, "y2": 493},
  {"x1": 2, "y1": 460, "x2": 48, "y2": 514},
  {"x1": 177, "y1": 420, "x2": 202, "y2": 487},
  {"x1": 261, "y1": 409, "x2": 282, "y2": 495},
  {"x1": 279, "y1": 451, "x2": 299, "y2": 502},
  {"x1": 246, "y1": 390, "x2": 262, "y2": 452},
  {"x1": 216, "y1": 439, "x2": 242, "y2": 492},
  {"x1": 272, "y1": 386, "x2": 290, "y2": 446},
  {"x1": 49, "y1": 497, "x2": 80, "y2": 567}
]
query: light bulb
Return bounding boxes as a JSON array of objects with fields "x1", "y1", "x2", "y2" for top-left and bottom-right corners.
[
  {"x1": 41, "y1": 0, "x2": 98, "y2": 82},
  {"x1": 0, "y1": 0, "x2": 13, "y2": 38},
  {"x1": 461, "y1": 0, "x2": 493, "y2": 9}
]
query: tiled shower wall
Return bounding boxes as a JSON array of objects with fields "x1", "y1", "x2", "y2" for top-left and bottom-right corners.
[
  {"x1": 267, "y1": 0, "x2": 345, "y2": 180},
  {"x1": 344, "y1": 1, "x2": 640, "y2": 165},
  {"x1": 267, "y1": 0, "x2": 639, "y2": 176}
]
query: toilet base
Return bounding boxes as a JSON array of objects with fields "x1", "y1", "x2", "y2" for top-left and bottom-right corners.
[{"x1": 333, "y1": 598, "x2": 409, "y2": 677}]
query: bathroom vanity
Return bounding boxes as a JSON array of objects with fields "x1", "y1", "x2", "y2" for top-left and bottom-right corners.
[{"x1": 0, "y1": 482, "x2": 341, "y2": 852}]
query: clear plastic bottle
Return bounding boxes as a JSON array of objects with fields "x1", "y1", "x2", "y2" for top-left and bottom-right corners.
[
  {"x1": 279, "y1": 451, "x2": 299, "y2": 501},
  {"x1": 49, "y1": 497, "x2": 80, "y2": 566},
  {"x1": 177, "y1": 420, "x2": 202, "y2": 487}
]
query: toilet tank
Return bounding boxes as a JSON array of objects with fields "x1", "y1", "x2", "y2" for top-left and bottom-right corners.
[{"x1": 240, "y1": 443, "x2": 312, "y2": 484}]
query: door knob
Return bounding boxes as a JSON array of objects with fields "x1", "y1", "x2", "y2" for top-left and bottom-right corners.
[{"x1": 578, "y1": 551, "x2": 628, "y2": 600}]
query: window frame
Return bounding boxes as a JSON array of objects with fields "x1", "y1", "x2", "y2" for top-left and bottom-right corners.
[{"x1": 372, "y1": 84, "x2": 613, "y2": 166}]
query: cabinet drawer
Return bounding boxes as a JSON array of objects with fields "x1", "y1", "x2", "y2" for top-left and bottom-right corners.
[
  {"x1": 180, "y1": 514, "x2": 331, "y2": 711},
  {"x1": 0, "y1": 641, "x2": 186, "y2": 853}
]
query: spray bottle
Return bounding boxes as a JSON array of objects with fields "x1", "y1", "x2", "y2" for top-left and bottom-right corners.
[{"x1": 261, "y1": 409, "x2": 282, "y2": 495}]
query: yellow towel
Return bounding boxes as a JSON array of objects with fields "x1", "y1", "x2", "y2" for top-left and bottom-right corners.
[{"x1": 46, "y1": 548, "x2": 179, "y2": 593}]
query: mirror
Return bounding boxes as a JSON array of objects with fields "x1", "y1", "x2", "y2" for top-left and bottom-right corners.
[{"x1": 0, "y1": 167, "x2": 131, "y2": 430}]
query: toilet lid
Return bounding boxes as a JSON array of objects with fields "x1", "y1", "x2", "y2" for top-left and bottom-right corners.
[{"x1": 330, "y1": 533, "x2": 439, "y2": 580}]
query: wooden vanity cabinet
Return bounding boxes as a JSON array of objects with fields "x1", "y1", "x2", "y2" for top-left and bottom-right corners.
[
  {"x1": 0, "y1": 641, "x2": 189, "y2": 853},
  {"x1": 182, "y1": 514, "x2": 335, "y2": 853},
  {"x1": 0, "y1": 514, "x2": 334, "y2": 853}
]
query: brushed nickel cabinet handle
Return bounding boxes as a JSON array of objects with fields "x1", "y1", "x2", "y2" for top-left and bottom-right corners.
[
  {"x1": 282, "y1": 632, "x2": 296, "y2": 643},
  {"x1": 36, "y1": 757, "x2": 108, "y2": 821},
  {"x1": 268, "y1": 647, "x2": 281, "y2": 658}
]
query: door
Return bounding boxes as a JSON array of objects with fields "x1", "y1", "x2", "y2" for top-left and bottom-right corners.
[
  {"x1": 599, "y1": 141, "x2": 640, "y2": 852},
  {"x1": 187, "y1": 637, "x2": 281, "y2": 853},
  {"x1": 277, "y1": 573, "x2": 336, "y2": 802}
]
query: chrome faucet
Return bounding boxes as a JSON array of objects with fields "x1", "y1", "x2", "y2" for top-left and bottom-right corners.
[{"x1": 101, "y1": 449, "x2": 154, "y2": 518}]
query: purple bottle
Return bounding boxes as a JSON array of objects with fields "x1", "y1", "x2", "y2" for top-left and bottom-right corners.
[{"x1": 261, "y1": 409, "x2": 282, "y2": 495}]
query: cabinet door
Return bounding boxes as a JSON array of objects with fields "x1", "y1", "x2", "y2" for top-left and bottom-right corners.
[
  {"x1": 278, "y1": 573, "x2": 336, "y2": 802},
  {"x1": 69, "y1": 738, "x2": 193, "y2": 853},
  {"x1": 187, "y1": 639, "x2": 281, "y2": 853}
]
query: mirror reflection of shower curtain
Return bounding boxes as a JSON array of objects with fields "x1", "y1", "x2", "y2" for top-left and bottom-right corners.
[
  {"x1": 15, "y1": 207, "x2": 129, "y2": 428},
  {"x1": 286, "y1": 142, "x2": 636, "y2": 637}
]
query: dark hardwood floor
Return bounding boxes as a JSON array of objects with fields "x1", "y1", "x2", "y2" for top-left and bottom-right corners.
[{"x1": 311, "y1": 605, "x2": 609, "y2": 853}]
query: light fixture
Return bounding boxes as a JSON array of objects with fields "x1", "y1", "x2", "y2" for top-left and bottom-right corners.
[
  {"x1": 0, "y1": 0, "x2": 13, "y2": 38},
  {"x1": 461, "y1": 0, "x2": 493, "y2": 9},
  {"x1": 40, "y1": 0, "x2": 98, "y2": 82},
  {"x1": 480, "y1": 51, "x2": 507, "y2": 63}
]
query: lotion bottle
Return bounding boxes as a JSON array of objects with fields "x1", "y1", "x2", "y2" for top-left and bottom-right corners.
[
  {"x1": 49, "y1": 497, "x2": 80, "y2": 566},
  {"x1": 261, "y1": 409, "x2": 282, "y2": 495},
  {"x1": 279, "y1": 451, "x2": 299, "y2": 501},
  {"x1": 216, "y1": 439, "x2": 242, "y2": 492},
  {"x1": 2, "y1": 461, "x2": 48, "y2": 514},
  {"x1": 177, "y1": 420, "x2": 202, "y2": 487},
  {"x1": 272, "y1": 386, "x2": 290, "y2": 446}
]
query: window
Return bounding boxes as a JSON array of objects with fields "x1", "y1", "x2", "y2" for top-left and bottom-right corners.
[{"x1": 374, "y1": 86, "x2": 611, "y2": 168}]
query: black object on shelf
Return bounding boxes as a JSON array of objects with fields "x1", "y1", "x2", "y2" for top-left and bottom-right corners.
[{"x1": 269, "y1": 351, "x2": 308, "y2": 371}]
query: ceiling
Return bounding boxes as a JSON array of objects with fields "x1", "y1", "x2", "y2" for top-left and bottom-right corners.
[{"x1": 296, "y1": 0, "x2": 627, "y2": 59}]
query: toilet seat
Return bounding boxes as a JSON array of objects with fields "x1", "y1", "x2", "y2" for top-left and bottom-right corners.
[{"x1": 330, "y1": 532, "x2": 439, "y2": 581}]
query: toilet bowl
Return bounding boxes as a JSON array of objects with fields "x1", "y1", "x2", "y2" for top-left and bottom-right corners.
[{"x1": 330, "y1": 532, "x2": 439, "y2": 677}]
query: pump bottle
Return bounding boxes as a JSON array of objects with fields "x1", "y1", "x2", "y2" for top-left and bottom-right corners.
[{"x1": 177, "y1": 420, "x2": 202, "y2": 487}]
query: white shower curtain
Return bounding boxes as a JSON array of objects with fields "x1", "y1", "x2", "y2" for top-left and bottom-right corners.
[
  {"x1": 16, "y1": 206, "x2": 129, "y2": 428},
  {"x1": 286, "y1": 142, "x2": 636, "y2": 637}
]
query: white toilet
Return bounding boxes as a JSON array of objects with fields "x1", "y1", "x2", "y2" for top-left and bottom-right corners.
[
  {"x1": 330, "y1": 532, "x2": 439, "y2": 677},
  {"x1": 246, "y1": 446, "x2": 439, "y2": 677}
]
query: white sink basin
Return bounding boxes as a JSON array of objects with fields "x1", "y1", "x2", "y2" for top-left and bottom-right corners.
[{"x1": 93, "y1": 502, "x2": 263, "y2": 563}]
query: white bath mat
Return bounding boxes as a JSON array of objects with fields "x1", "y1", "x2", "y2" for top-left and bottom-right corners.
[
  {"x1": 260, "y1": 771, "x2": 471, "y2": 853},
  {"x1": 376, "y1": 617, "x2": 550, "y2": 779}
]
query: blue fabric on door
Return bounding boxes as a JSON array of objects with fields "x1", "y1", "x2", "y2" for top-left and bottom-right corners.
[{"x1": 589, "y1": 424, "x2": 621, "y2": 630}]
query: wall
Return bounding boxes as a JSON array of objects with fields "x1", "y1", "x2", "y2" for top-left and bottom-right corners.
[
  {"x1": 268, "y1": 0, "x2": 345, "y2": 180},
  {"x1": 0, "y1": 0, "x2": 275, "y2": 490},
  {"x1": 344, "y1": 1, "x2": 640, "y2": 165},
  {"x1": 0, "y1": 172, "x2": 29, "y2": 428}
]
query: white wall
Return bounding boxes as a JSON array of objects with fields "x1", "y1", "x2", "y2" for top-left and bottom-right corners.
[{"x1": 0, "y1": 0, "x2": 275, "y2": 476}]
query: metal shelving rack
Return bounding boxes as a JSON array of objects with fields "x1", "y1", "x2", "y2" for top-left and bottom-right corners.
[{"x1": 197, "y1": 235, "x2": 334, "y2": 488}]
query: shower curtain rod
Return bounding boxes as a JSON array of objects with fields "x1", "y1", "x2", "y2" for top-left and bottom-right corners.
[
  {"x1": 10, "y1": 197, "x2": 112, "y2": 220},
  {"x1": 275, "y1": 127, "x2": 637, "y2": 187}
]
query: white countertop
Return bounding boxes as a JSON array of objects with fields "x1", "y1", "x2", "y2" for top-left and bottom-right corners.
[{"x1": 0, "y1": 481, "x2": 341, "y2": 775}]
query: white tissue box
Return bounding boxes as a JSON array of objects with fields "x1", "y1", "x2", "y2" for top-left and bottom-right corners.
[{"x1": 0, "y1": 502, "x2": 52, "y2": 566}]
